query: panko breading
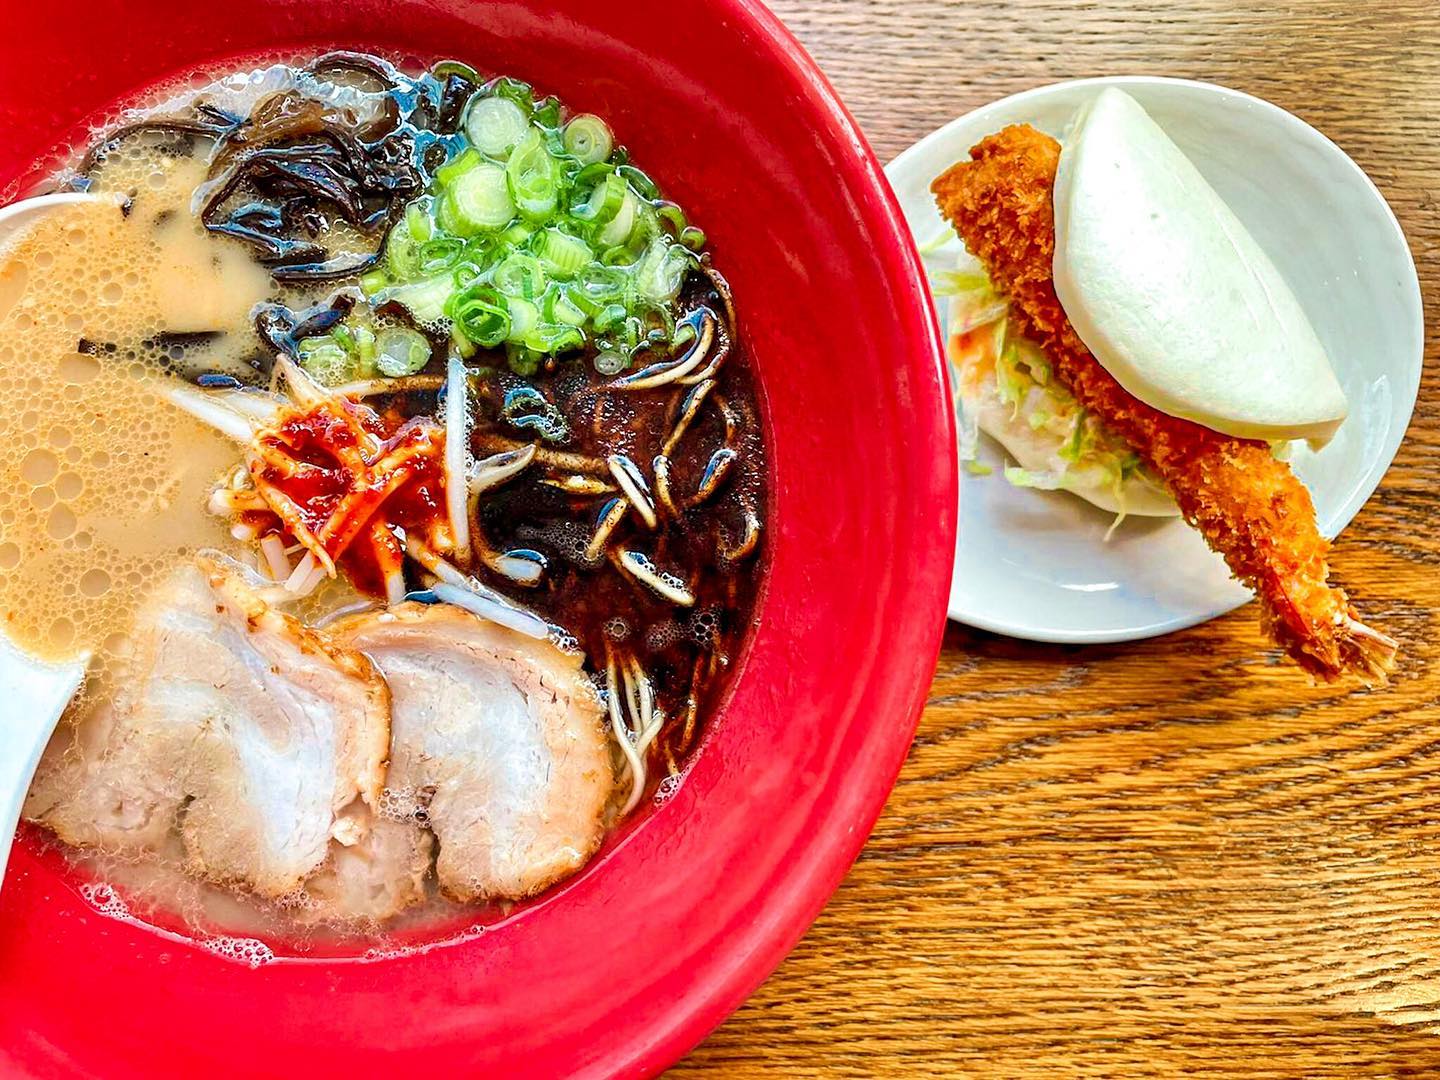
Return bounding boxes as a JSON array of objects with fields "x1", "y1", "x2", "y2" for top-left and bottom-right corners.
[{"x1": 933, "y1": 124, "x2": 1395, "y2": 682}]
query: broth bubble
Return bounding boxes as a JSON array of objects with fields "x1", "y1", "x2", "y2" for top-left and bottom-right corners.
[
  {"x1": 58, "y1": 351, "x2": 102, "y2": 383},
  {"x1": 48, "y1": 617, "x2": 76, "y2": 650},
  {"x1": 20, "y1": 448, "x2": 58, "y2": 485},
  {"x1": 47, "y1": 504, "x2": 78, "y2": 540},
  {"x1": 56, "y1": 472, "x2": 83, "y2": 499},
  {"x1": 80, "y1": 568, "x2": 112, "y2": 597}
]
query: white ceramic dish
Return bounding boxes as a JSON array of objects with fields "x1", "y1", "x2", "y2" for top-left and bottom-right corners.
[{"x1": 887, "y1": 76, "x2": 1423, "y2": 643}]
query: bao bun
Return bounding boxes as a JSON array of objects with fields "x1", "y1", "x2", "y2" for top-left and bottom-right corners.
[{"x1": 1053, "y1": 88, "x2": 1347, "y2": 448}]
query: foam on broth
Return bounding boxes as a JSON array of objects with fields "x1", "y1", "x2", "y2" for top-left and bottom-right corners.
[{"x1": 0, "y1": 145, "x2": 278, "y2": 696}]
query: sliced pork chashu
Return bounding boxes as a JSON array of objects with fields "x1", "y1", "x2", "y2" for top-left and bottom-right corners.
[
  {"x1": 335, "y1": 603, "x2": 615, "y2": 902},
  {"x1": 301, "y1": 814, "x2": 434, "y2": 923},
  {"x1": 25, "y1": 555, "x2": 390, "y2": 899}
]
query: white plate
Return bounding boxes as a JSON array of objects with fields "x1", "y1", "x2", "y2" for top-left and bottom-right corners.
[{"x1": 886, "y1": 76, "x2": 1423, "y2": 643}]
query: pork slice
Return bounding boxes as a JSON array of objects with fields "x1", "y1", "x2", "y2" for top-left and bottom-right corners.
[
  {"x1": 300, "y1": 813, "x2": 434, "y2": 923},
  {"x1": 335, "y1": 603, "x2": 615, "y2": 902},
  {"x1": 26, "y1": 555, "x2": 390, "y2": 899}
]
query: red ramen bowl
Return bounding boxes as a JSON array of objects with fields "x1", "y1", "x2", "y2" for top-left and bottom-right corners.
[{"x1": 0, "y1": 1, "x2": 953, "y2": 1075}]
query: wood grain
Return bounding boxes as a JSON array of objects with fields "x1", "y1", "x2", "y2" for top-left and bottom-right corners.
[{"x1": 675, "y1": 1, "x2": 1440, "y2": 1074}]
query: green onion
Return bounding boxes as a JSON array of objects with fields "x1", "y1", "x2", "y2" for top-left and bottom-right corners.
[
  {"x1": 405, "y1": 202, "x2": 432, "y2": 242},
  {"x1": 355, "y1": 325, "x2": 377, "y2": 370},
  {"x1": 374, "y1": 326, "x2": 432, "y2": 377},
  {"x1": 506, "y1": 131, "x2": 562, "y2": 220},
  {"x1": 384, "y1": 276, "x2": 455, "y2": 325},
  {"x1": 436, "y1": 148, "x2": 482, "y2": 187},
  {"x1": 443, "y1": 162, "x2": 515, "y2": 233},
  {"x1": 506, "y1": 296, "x2": 540, "y2": 340},
  {"x1": 573, "y1": 161, "x2": 615, "y2": 189},
  {"x1": 358, "y1": 80, "x2": 706, "y2": 368},
  {"x1": 597, "y1": 244, "x2": 635, "y2": 267},
  {"x1": 534, "y1": 228, "x2": 592, "y2": 279},
  {"x1": 619, "y1": 314, "x2": 646, "y2": 351},
  {"x1": 451, "y1": 326, "x2": 477, "y2": 358},
  {"x1": 297, "y1": 337, "x2": 356, "y2": 386},
  {"x1": 382, "y1": 200, "x2": 437, "y2": 279},
  {"x1": 634, "y1": 239, "x2": 691, "y2": 304},
  {"x1": 492, "y1": 252, "x2": 547, "y2": 299},
  {"x1": 563, "y1": 114, "x2": 613, "y2": 165},
  {"x1": 594, "y1": 349, "x2": 626, "y2": 376},
  {"x1": 574, "y1": 265, "x2": 628, "y2": 309},
  {"x1": 532, "y1": 96, "x2": 563, "y2": 130},
  {"x1": 448, "y1": 283, "x2": 511, "y2": 348},
  {"x1": 525, "y1": 321, "x2": 584, "y2": 354},
  {"x1": 572, "y1": 173, "x2": 626, "y2": 226},
  {"x1": 489, "y1": 77, "x2": 535, "y2": 114},
  {"x1": 418, "y1": 235, "x2": 467, "y2": 274},
  {"x1": 465, "y1": 95, "x2": 530, "y2": 159},
  {"x1": 543, "y1": 286, "x2": 588, "y2": 327},
  {"x1": 634, "y1": 203, "x2": 664, "y2": 245},
  {"x1": 593, "y1": 303, "x2": 627, "y2": 333},
  {"x1": 617, "y1": 164, "x2": 659, "y2": 200},
  {"x1": 431, "y1": 59, "x2": 481, "y2": 83},
  {"x1": 655, "y1": 202, "x2": 687, "y2": 235},
  {"x1": 596, "y1": 188, "x2": 638, "y2": 247},
  {"x1": 385, "y1": 220, "x2": 423, "y2": 278},
  {"x1": 331, "y1": 323, "x2": 356, "y2": 354},
  {"x1": 498, "y1": 221, "x2": 536, "y2": 247}
]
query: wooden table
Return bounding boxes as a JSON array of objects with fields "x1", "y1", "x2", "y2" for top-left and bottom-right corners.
[{"x1": 676, "y1": 1, "x2": 1440, "y2": 1074}]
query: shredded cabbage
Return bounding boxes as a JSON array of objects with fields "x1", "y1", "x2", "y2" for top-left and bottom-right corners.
[
  {"x1": 917, "y1": 224, "x2": 958, "y2": 256},
  {"x1": 937, "y1": 250, "x2": 1169, "y2": 536}
]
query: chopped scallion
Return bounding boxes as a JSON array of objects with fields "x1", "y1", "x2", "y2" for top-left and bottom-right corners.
[
  {"x1": 506, "y1": 130, "x2": 562, "y2": 220},
  {"x1": 366, "y1": 77, "x2": 707, "y2": 373},
  {"x1": 435, "y1": 148, "x2": 482, "y2": 187},
  {"x1": 634, "y1": 239, "x2": 691, "y2": 304},
  {"x1": 617, "y1": 164, "x2": 659, "y2": 200},
  {"x1": 573, "y1": 172, "x2": 626, "y2": 226},
  {"x1": 465, "y1": 95, "x2": 531, "y2": 159},
  {"x1": 492, "y1": 252, "x2": 547, "y2": 299},
  {"x1": 563, "y1": 114, "x2": 613, "y2": 166},
  {"x1": 384, "y1": 276, "x2": 455, "y2": 325},
  {"x1": 374, "y1": 327, "x2": 432, "y2": 377},
  {"x1": 534, "y1": 228, "x2": 592, "y2": 279},
  {"x1": 525, "y1": 321, "x2": 584, "y2": 354},
  {"x1": 506, "y1": 296, "x2": 540, "y2": 340},
  {"x1": 448, "y1": 283, "x2": 511, "y2": 348},
  {"x1": 443, "y1": 162, "x2": 515, "y2": 233},
  {"x1": 596, "y1": 188, "x2": 639, "y2": 247}
]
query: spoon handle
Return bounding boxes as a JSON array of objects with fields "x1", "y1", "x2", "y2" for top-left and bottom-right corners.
[{"x1": 0, "y1": 644, "x2": 87, "y2": 888}]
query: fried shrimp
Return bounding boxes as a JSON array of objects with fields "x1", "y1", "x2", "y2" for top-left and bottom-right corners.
[{"x1": 933, "y1": 124, "x2": 1396, "y2": 683}]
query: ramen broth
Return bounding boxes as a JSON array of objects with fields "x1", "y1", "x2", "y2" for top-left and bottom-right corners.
[
  {"x1": 11, "y1": 55, "x2": 766, "y2": 945},
  {"x1": 0, "y1": 154, "x2": 274, "y2": 683}
]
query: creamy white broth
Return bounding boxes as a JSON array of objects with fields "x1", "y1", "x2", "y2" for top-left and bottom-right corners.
[{"x1": 0, "y1": 148, "x2": 275, "y2": 681}]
